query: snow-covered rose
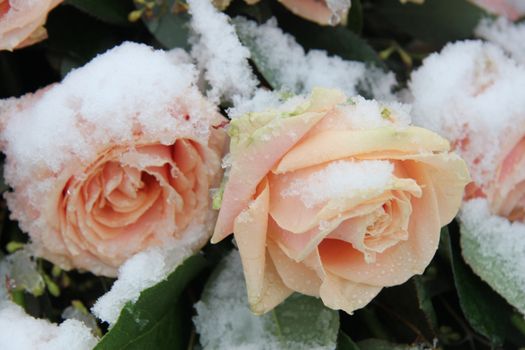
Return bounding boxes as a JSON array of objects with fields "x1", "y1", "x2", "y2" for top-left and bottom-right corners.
[
  {"x1": 212, "y1": 88, "x2": 469, "y2": 314},
  {"x1": 0, "y1": 43, "x2": 227, "y2": 277},
  {"x1": 469, "y1": 0, "x2": 525, "y2": 20},
  {"x1": 410, "y1": 41, "x2": 525, "y2": 221},
  {"x1": 0, "y1": 0, "x2": 62, "y2": 51}
]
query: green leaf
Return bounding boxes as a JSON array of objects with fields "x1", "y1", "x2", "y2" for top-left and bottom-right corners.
[
  {"x1": 194, "y1": 251, "x2": 339, "y2": 349},
  {"x1": 337, "y1": 332, "x2": 360, "y2": 350},
  {"x1": 461, "y1": 228, "x2": 525, "y2": 315},
  {"x1": 65, "y1": 0, "x2": 133, "y2": 26},
  {"x1": 269, "y1": 294, "x2": 340, "y2": 346},
  {"x1": 444, "y1": 227, "x2": 510, "y2": 346},
  {"x1": 140, "y1": 0, "x2": 190, "y2": 49},
  {"x1": 413, "y1": 276, "x2": 438, "y2": 332},
  {"x1": 346, "y1": 0, "x2": 363, "y2": 35},
  {"x1": 371, "y1": 0, "x2": 492, "y2": 45},
  {"x1": 227, "y1": 0, "x2": 273, "y2": 24},
  {"x1": 94, "y1": 254, "x2": 208, "y2": 350}
]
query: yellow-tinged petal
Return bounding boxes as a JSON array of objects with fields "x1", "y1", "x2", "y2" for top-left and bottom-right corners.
[
  {"x1": 304, "y1": 88, "x2": 346, "y2": 113},
  {"x1": 273, "y1": 127, "x2": 451, "y2": 174}
]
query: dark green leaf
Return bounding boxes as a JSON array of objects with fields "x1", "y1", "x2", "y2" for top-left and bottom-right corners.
[
  {"x1": 371, "y1": 0, "x2": 492, "y2": 45},
  {"x1": 337, "y1": 332, "x2": 360, "y2": 350},
  {"x1": 141, "y1": 0, "x2": 190, "y2": 49},
  {"x1": 370, "y1": 275, "x2": 436, "y2": 342},
  {"x1": 443, "y1": 228, "x2": 510, "y2": 346},
  {"x1": 65, "y1": 0, "x2": 133, "y2": 26},
  {"x1": 346, "y1": 0, "x2": 363, "y2": 35},
  {"x1": 413, "y1": 276, "x2": 438, "y2": 332},
  {"x1": 46, "y1": 6, "x2": 125, "y2": 77},
  {"x1": 94, "y1": 254, "x2": 208, "y2": 350},
  {"x1": 227, "y1": 0, "x2": 273, "y2": 24},
  {"x1": 0, "y1": 162, "x2": 8, "y2": 193}
]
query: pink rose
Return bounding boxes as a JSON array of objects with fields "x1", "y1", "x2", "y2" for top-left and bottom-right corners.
[
  {"x1": 491, "y1": 138, "x2": 525, "y2": 220},
  {"x1": 469, "y1": 0, "x2": 525, "y2": 21},
  {"x1": 0, "y1": 43, "x2": 227, "y2": 276},
  {"x1": 410, "y1": 41, "x2": 525, "y2": 222},
  {"x1": 212, "y1": 88, "x2": 470, "y2": 314},
  {"x1": 0, "y1": 0, "x2": 63, "y2": 51}
]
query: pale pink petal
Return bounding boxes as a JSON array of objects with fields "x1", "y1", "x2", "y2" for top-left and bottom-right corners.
[
  {"x1": 233, "y1": 179, "x2": 272, "y2": 309},
  {"x1": 319, "y1": 273, "x2": 382, "y2": 315},
  {"x1": 267, "y1": 239, "x2": 321, "y2": 297}
]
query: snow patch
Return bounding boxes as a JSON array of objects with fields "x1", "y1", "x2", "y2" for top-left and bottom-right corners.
[
  {"x1": 0, "y1": 301, "x2": 97, "y2": 350},
  {"x1": 476, "y1": 17, "x2": 525, "y2": 64},
  {"x1": 409, "y1": 40, "x2": 525, "y2": 187},
  {"x1": 234, "y1": 18, "x2": 396, "y2": 102},
  {"x1": 460, "y1": 198, "x2": 525, "y2": 314},
  {"x1": 188, "y1": 0, "x2": 258, "y2": 104},
  {"x1": 282, "y1": 160, "x2": 394, "y2": 208}
]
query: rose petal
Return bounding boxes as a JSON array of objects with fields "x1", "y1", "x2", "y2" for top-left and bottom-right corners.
[
  {"x1": 356, "y1": 153, "x2": 470, "y2": 225},
  {"x1": 267, "y1": 239, "x2": 321, "y2": 296},
  {"x1": 319, "y1": 273, "x2": 381, "y2": 315},
  {"x1": 273, "y1": 126, "x2": 450, "y2": 174},
  {"x1": 233, "y1": 179, "x2": 271, "y2": 307},
  {"x1": 278, "y1": 0, "x2": 334, "y2": 25}
]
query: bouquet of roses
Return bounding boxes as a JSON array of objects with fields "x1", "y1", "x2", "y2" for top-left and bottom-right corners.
[{"x1": 0, "y1": 0, "x2": 524, "y2": 349}]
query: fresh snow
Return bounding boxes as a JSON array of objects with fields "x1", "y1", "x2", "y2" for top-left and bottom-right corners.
[
  {"x1": 476, "y1": 17, "x2": 525, "y2": 65},
  {"x1": 0, "y1": 301, "x2": 97, "y2": 350},
  {"x1": 460, "y1": 199, "x2": 525, "y2": 315},
  {"x1": 234, "y1": 18, "x2": 396, "y2": 103},
  {"x1": 188, "y1": 0, "x2": 258, "y2": 104},
  {"x1": 409, "y1": 40, "x2": 525, "y2": 187},
  {"x1": 282, "y1": 160, "x2": 394, "y2": 208}
]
